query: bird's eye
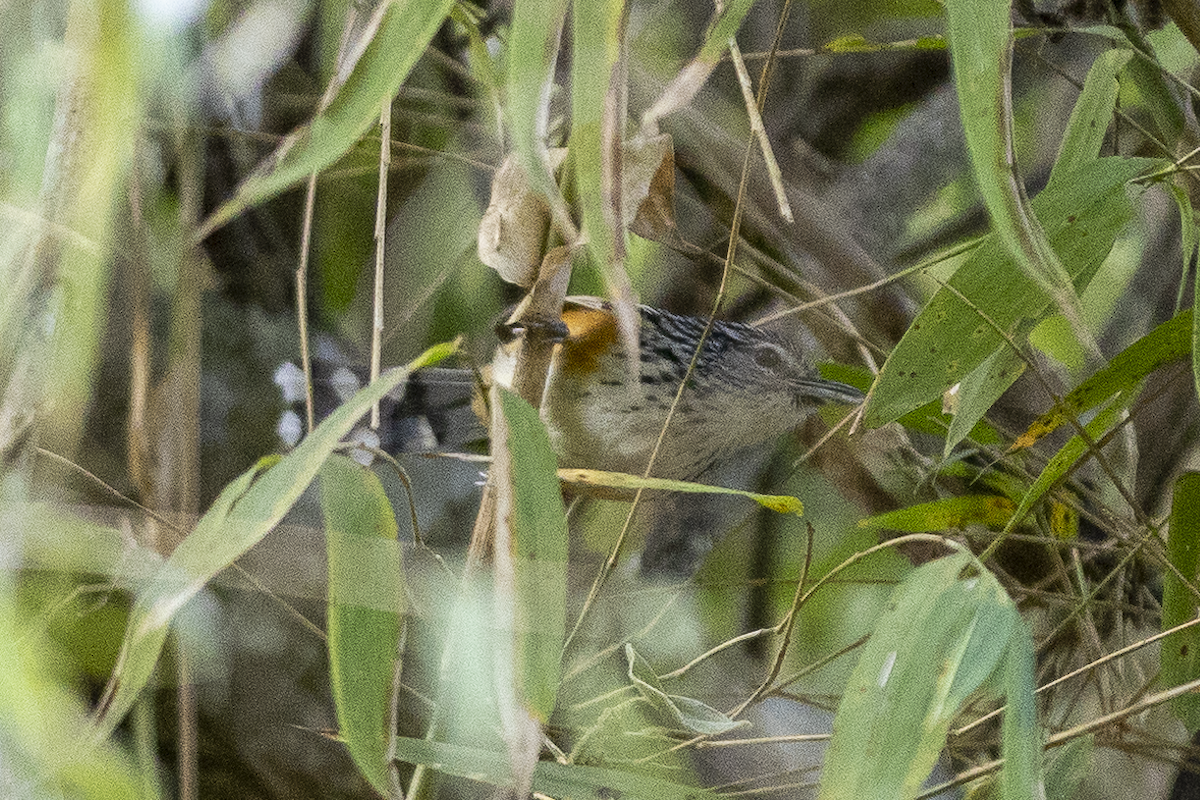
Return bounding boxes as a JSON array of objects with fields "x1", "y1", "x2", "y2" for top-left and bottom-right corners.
[{"x1": 752, "y1": 343, "x2": 789, "y2": 372}]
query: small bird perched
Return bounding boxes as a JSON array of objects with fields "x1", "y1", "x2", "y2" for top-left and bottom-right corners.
[
  {"x1": 275, "y1": 298, "x2": 863, "y2": 573},
  {"x1": 491, "y1": 296, "x2": 864, "y2": 481},
  {"x1": 277, "y1": 297, "x2": 863, "y2": 476}
]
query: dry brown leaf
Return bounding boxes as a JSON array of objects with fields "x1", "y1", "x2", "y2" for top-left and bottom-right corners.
[
  {"x1": 477, "y1": 150, "x2": 568, "y2": 287},
  {"x1": 623, "y1": 133, "x2": 677, "y2": 242}
]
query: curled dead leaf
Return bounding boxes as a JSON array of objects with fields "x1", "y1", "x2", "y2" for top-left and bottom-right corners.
[
  {"x1": 477, "y1": 150, "x2": 568, "y2": 287},
  {"x1": 623, "y1": 133, "x2": 677, "y2": 242}
]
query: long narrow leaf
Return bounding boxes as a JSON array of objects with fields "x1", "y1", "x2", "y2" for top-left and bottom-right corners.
[
  {"x1": 571, "y1": 0, "x2": 639, "y2": 358},
  {"x1": 322, "y1": 455, "x2": 405, "y2": 795},
  {"x1": 1050, "y1": 49, "x2": 1131, "y2": 183},
  {"x1": 819, "y1": 552, "x2": 1022, "y2": 800},
  {"x1": 945, "y1": 0, "x2": 1084, "y2": 333},
  {"x1": 1162, "y1": 472, "x2": 1200, "y2": 732},
  {"x1": 939, "y1": 46, "x2": 1132, "y2": 457},
  {"x1": 491, "y1": 387, "x2": 568, "y2": 724},
  {"x1": 1011, "y1": 309, "x2": 1192, "y2": 450},
  {"x1": 507, "y1": 0, "x2": 572, "y2": 233},
  {"x1": 999, "y1": 614, "x2": 1041, "y2": 800},
  {"x1": 558, "y1": 468, "x2": 804, "y2": 515},
  {"x1": 199, "y1": 0, "x2": 454, "y2": 237},
  {"x1": 943, "y1": 347, "x2": 1026, "y2": 457},
  {"x1": 90, "y1": 342, "x2": 455, "y2": 739},
  {"x1": 858, "y1": 495, "x2": 1015, "y2": 533},
  {"x1": 641, "y1": 0, "x2": 754, "y2": 129},
  {"x1": 490, "y1": 386, "x2": 569, "y2": 793},
  {"x1": 862, "y1": 157, "x2": 1154, "y2": 428},
  {"x1": 1004, "y1": 394, "x2": 1134, "y2": 536},
  {"x1": 391, "y1": 736, "x2": 721, "y2": 799}
]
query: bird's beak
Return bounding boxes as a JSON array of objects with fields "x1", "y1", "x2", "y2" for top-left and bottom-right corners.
[{"x1": 798, "y1": 379, "x2": 865, "y2": 406}]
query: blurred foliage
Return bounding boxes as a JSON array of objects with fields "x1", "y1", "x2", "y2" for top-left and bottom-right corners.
[{"x1": 3, "y1": 0, "x2": 1200, "y2": 798}]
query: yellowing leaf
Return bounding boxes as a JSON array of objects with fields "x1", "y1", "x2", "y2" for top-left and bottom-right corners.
[
  {"x1": 1011, "y1": 309, "x2": 1191, "y2": 450},
  {"x1": 1048, "y1": 498, "x2": 1079, "y2": 541},
  {"x1": 858, "y1": 496, "x2": 1015, "y2": 532},
  {"x1": 558, "y1": 468, "x2": 803, "y2": 516}
]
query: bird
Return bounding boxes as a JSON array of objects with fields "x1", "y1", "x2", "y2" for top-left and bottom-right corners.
[
  {"x1": 489, "y1": 296, "x2": 864, "y2": 481},
  {"x1": 275, "y1": 297, "x2": 863, "y2": 573},
  {"x1": 276, "y1": 297, "x2": 863, "y2": 478}
]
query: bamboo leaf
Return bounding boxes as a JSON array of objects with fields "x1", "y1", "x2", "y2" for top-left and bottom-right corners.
[
  {"x1": 641, "y1": 0, "x2": 755, "y2": 129},
  {"x1": 1162, "y1": 472, "x2": 1200, "y2": 732},
  {"x1": 944, "y1": 0, "x2": 1085, "y2": 337},
  {"x1": 862, "y1": 157, "x2": 1154, "y2": 428},
  {"x1": 507, "y1": 0, "x2": 572, "y2": 234},
  {"x1": 199, "y1": 0, "x2": 454, "y2": 237},
  {"x1": 491, "y1": 387, "x2": 569, "y2": 725},
  {"x1": 321, "y1": 455, "x2": 404, "y2": 795},
  {"x1": 558, "y1": 468, "x2": 804, "y2": 516},
  {"x1": 626, "y1": 645, "x2": 747, "y2": 735},
  {"x1": 858, "y1": 496, "x2": 1016, "y2": 533},
  {"x1": 90, "y1": 342, "x2": 456, "y2": 738},
  {"x1": 1050, "y1": 49, "x2": 1131, "y2": 183},
  {"x1": 391, "y1": 736, "x2": 722, "y2": 799},
  {"x1": 1011, "y1": 309, "x2": 1192, "y2": 450},
  {"x1": 1005, "y1": 394, "x2": 1134, "y2": 536},
  {"x1": 819, "y1": 552, "x2": 1025, "y2": 800}
]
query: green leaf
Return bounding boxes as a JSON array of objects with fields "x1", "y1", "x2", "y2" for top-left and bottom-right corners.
[
  {"x1": 641, "y1": 0, "x2": 754, "y2": 130},
  {"x1": 1192, "y1": 188, "x2": 1200, "y2": 403},
  {"x1": 626, "y1": 645, "x2": 747, "y2": 736},
  {"x1": 90, "y1": 342, "x2": 456, "y2": 739},
  {"x1": 36, "y1": 0, "x2": 140, "y2": 459},
  {"x1": 900, "y1": 399, "x2": 1002, "y2": 446},
  {"x1": 321, "y1": 455, "x2": 405, "y2": 795},
  {"x1": 858, "y1": 495, "x2": 1016, "y2": 533},
  {"x1": 1162, "y1": 472, "x2": 1200, "y2": 732},
  {"x1": 819, "y1": 552, "x2": 1021, "y2": 800},
  {"x1": 944, "y1": 0, "x2": 1085, "y2": 336},
  {"x1": 1012, "y1": 309, "x2": 1192, "y2": 450},
  {"x1": 696, "y1": 0, "x2": 756, "y2": 64},
  {"x1": 199, "y1": 0, "x2": 454, "y2": 237},
  {"x1": 1050, "y1": 49, "x2": 1131, "y2": 183},
  {"x1": 1029, "y1": 313, "x2": 1087, "y2": 373},
  {"x1": 492, "y1": 387, "x2": 569, "y2": 724},
  {"x1": 1169, "y1": 181, "x2": 1198, "y2": 315},
  {"x1": 862, "y1": 157, "x2": 1154, "y2": 428},
  {"x1": 998, "y1": 613, "x2": 1041, "y2": 800},
  {"x1": 571, "y1": 698, "x2": 680, "y2": 768},
  {"x1": 0, "y1": 496, "x2": 150, "y2": 800},
  {"x1": 1117, "y1": 23, "x2": 1186, "y2": 145},
  {"x1": 824, "y1": 362, "x2": 996, "y2": 445},
  {"x1": 558, "y1": 468, "x2": 804, "y2": 515},
  {"x1": 571, "y1": 0, "x2": 635, "y2": 314},
  {"x1": 90, "y1": 460, "x2": 263, "y2": 742},
  {"x1": 943, "y1": 347, "x2": 1026, "y2": 457},
  {"x1": 1004, "y1": 394, "x2": 1134, "y2": 536},
  {"x1": 2, "y1": 496, "x2": 163, "y2": 583},
  {"x1": 824, "y1": 33, "x2": 899, "y2": 53},
  {"x1": 455, "y1": 4, "x2": 504, "y2": 121},
  {"x1": 507, "y1": 0, "x2": 571, "y2": 228},
  {"x1": 1044, "y1": 735, "x2": 1093, "y2": 800},
  {"x1": 391, "y1": 737, "x2": 721, "y2": 799}
]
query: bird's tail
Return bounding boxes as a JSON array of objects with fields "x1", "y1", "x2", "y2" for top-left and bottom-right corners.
[{"x1": 273, "y1": 337, "x2": 486, "y2": 457}]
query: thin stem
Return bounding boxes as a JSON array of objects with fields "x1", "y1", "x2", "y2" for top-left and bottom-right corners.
[{"x1": 371, "y1": 100, "x2": 391, "y2": 430}]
